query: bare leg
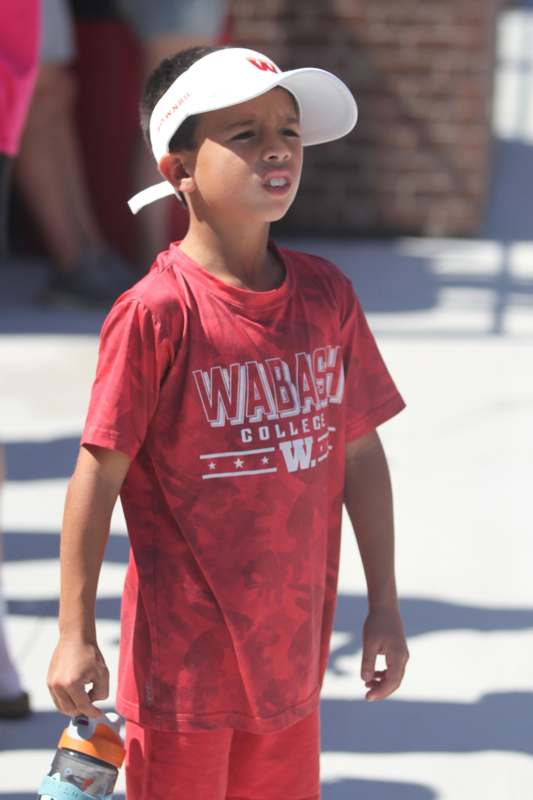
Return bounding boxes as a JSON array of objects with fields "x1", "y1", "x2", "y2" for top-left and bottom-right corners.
[
  {"x1": 0, "y1": 579, "x2": 21, "y2": 700},
  {"x1": 0, "y1": 445, "x2": 24, "y2": 700},
  {"x1": 0, "y1": 155, "x2": 13, "y2": 258},
  {"x1": 14, "y1": 63, "x2": 104, "y2": 273}
]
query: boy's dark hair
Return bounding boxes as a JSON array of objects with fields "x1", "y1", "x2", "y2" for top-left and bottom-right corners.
[
  {"x1": 139, "y1": 46, "x2": 298, "y2": 209},
  {"x1": 140, "y1": 45, "x2": 228, "y2": 155}
]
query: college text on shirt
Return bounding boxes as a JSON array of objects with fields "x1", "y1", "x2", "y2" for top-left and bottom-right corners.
[{"x1": 193, "y1": 345, "x2": 343, "y2": 478}]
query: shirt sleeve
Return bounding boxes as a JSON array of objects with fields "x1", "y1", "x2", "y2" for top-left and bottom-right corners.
[
  {"x1": 81, "y1": 297, "x2": 174, "y2": 460},
  {"x1": 339, "y1": 276, "x2": 406, "y2": 442}
]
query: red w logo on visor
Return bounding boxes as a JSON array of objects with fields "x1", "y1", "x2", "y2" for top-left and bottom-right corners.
[{"x1": 247, "y1": 58, "x2": 279, "y2": 73}]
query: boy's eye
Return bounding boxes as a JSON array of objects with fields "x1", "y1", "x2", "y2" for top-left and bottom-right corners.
[
  {"x1": 231, "y1": 128, "x2": 300, "y2": 141},
  {"x1": 232, "y1": 130, "x2": 254, "y2": 140}
]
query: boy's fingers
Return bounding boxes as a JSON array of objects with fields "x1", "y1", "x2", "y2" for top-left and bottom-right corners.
[
  {"x1": 388, "y1": 647, "x2": 408, "y2": 683},
  {"x1": 366, "y1": 676, "x2": 400, "y2": 700},
  {"x1": 47, "y1": 644, "x2": 109, "y2": 717},
  {"x1": 361, "y1": 649, "x2": 379, "y2": 681},
  {"x1": 50, "y1": 686, "x2": 77, "y2": 717},
  {"x1": 52, "y1": 684, "x2": 97, "y2": 718},
  {"x1": 365, "y1": 669, "x2": 390, "y2": 699},
  {"x1": 89, "y1": 671, "x2": 110, "y2": 702},
  {"x1": 364, "y1": 669, "x2": 386, "y2": 685},
  {"x1": 64, "y1": 681, "x2": 102, "y2": 719},
  {"x1": 48, "y1": 673, "x2": 77, "y2": 715},
  {"x1": 365, "y1": 650, "x2": 408, "y2": 700}
]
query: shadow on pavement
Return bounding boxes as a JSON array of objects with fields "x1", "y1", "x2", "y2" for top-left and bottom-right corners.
[
  {"x1": 6, "y1": 596, "x2": 122, "y2": 621},
  {"x1": 0, "y1": 305, "x2": 106, "y2": 336},
  {"x1": 3, "y1": 549, "x2": 532, "y2": 642},
  {"x1": 0, "y1": 784, "x2": 437, "y2": 800},
  {"x1": 0, "y1": 692, "x2": 530, "y2": 785},
  {"x1": 0, "y1": 261, "x2": 107, "y2": 336},
  {"x1": 0, "y1": 259, "x2": 107, "y2": 334},
  {"x1": 3, "y1": 235, "x2": 532, "y2": 333},
  {"x1": 480, "y1": 141, "x2": 533, "y2": 242},
  {"x1": 329, "y1": 594, "x2": 533, "y2": 664},
  {"x1": 477, "y1": 139, "x2": 533, "y2": 334},
  {"x1": 0, "y1": 788, "x2": 437, "y2": 800},
  {"x1": 5, "y1": 438, "x2": 80, "y2": 481},
  {"x1": 322, "y1": 779, "x2": 437, "y2": 799},
  {"x1": 3, "y1": 531, "x2": 128, "y2": 564},
  {"x1": 332, "y1": 248, "x2": 438, "y2": 314},
  {"x1": 2, "y1": 231, "x2": 533, "y2": 341},
  {"x1": 320, "y1": 692, "x2": 533, "y2": 755},
  {"x1": 0, "y1": 709, "x2": 115, "y2": 753}
]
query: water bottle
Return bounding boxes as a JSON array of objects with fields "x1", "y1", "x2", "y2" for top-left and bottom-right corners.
[{"x1": 37, "y1": 712, "x2": 125, "y2": 800}]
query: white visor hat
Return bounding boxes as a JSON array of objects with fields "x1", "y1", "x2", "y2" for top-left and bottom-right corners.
[{"x1": 128, "y1": 47, "x2": 358, "y2": 214}]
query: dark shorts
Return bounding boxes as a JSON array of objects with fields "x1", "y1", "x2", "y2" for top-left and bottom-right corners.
[
  {"x1": 116, "y1": 0, "x2": 228, "y2": 41},
  {"x1": 125, "y1": 706, "x2": 321, "y2": 800}
]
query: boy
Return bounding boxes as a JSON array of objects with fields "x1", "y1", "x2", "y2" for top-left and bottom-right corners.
[{"x1": 47, "y1": 46, "x2": 409, "y2": 799}]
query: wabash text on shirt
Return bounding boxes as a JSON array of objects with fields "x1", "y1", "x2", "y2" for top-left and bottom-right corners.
[{"x1": 193, "y1": 345, "x2": 343, "y2": 477}]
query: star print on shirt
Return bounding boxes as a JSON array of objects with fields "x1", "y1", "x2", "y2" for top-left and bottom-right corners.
[
  {"x1": 234, "y1": 458, "x2": 244, "y2": 469},
  {"x1": 208, "y1": 462, "x2": 216, "y2": 470},
  {"x1": 261, "y1": 456, "x2": 270, "y2": 464}
]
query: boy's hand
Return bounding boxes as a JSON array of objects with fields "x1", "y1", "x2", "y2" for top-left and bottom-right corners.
[
  {"x1": 47, "y1": 636, "x2": 109, "y2": 719},
  {"x1": 360, "y1": 606, "x2": 409, "y2": 702}
]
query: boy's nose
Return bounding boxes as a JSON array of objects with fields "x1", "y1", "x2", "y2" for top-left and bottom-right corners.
[{"x1": 262, "y1": 138, "x2": 291, "y2": 162}]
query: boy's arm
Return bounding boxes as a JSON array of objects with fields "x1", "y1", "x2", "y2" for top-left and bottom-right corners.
[
  {"x1": 344, "y1": 429, "x2": 409, "y2": 702},
  {"x1": 47, "y1": 444, "x2": 131, "y2": 719}
]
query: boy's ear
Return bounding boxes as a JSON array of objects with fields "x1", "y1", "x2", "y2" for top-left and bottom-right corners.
[{"x1": 158, "y1": 154, "x2": 195, "y2": 196}]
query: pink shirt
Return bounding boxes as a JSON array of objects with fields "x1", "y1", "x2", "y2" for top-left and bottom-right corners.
[
  {"x1": 82, "y1": 242, "x2": 405, "y2": 733},
  {"x1": 0, "y1": 1, "x2": 39, "y2": 156}
]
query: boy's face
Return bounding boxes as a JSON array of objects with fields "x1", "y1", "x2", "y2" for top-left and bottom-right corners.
[{"x1": 173, "y1": 87, "x2": 303, "y2": 223}]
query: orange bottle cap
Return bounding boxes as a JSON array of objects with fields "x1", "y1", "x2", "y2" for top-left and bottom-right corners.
[{"x1": 59, "y1": 722, "x2": 125, "y2": 768}]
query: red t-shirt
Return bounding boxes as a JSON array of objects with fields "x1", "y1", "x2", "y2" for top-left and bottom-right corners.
[{"x1": 81, "y1": 241, "x2": 405, "y2": 733}]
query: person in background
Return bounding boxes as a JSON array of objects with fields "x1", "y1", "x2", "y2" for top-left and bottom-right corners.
[
  {"x1": 116, "y1": 0, "x2": 229, "y2": 265},
  {"x1": 0, "y1": 0, "x2": 39, "y2": 717},
  {"x1": 14, "y1": 0, "x2": 135, "y2": 307},
  {"x1": 0, "y1": 450, "x2": 32, "y2": 719}
]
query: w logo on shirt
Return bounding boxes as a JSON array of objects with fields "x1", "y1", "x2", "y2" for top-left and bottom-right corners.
[
  {"x1": 247, "y1": 58, "x2": 280, "y2": 73},
  {"x1": 278, "y1": 437, "x2": 314, "y2": 472}
]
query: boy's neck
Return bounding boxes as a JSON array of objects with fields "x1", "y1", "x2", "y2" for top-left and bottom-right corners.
[{"x1": 178, "y1": 220, "x2": 283, "y2": 291}]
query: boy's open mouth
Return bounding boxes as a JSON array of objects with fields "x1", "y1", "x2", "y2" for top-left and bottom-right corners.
[{"x1": 261, "y1": 170, "x2": 292, "y2": 194}]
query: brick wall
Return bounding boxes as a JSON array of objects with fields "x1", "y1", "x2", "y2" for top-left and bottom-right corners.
[{"x1": 231, "y1": 0, "x2": 503, "y2": 236}]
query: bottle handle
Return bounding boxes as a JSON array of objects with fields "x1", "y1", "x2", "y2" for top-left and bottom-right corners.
[{"x1": 38, "y1": 773, "x2": 111, "y2": 800}]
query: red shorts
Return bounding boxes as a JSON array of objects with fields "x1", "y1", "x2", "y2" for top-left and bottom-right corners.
[{"x1": 125, "y1": 707, "x2": 321, "y2": 800}]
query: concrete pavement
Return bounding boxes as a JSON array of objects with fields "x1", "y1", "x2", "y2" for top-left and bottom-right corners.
[
  {"x1": 1, "y1": 235, "x2": 531, "y2": 799},
  {"x1": 1, "y1": 4, "x2": 532, "y2": 797}
]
